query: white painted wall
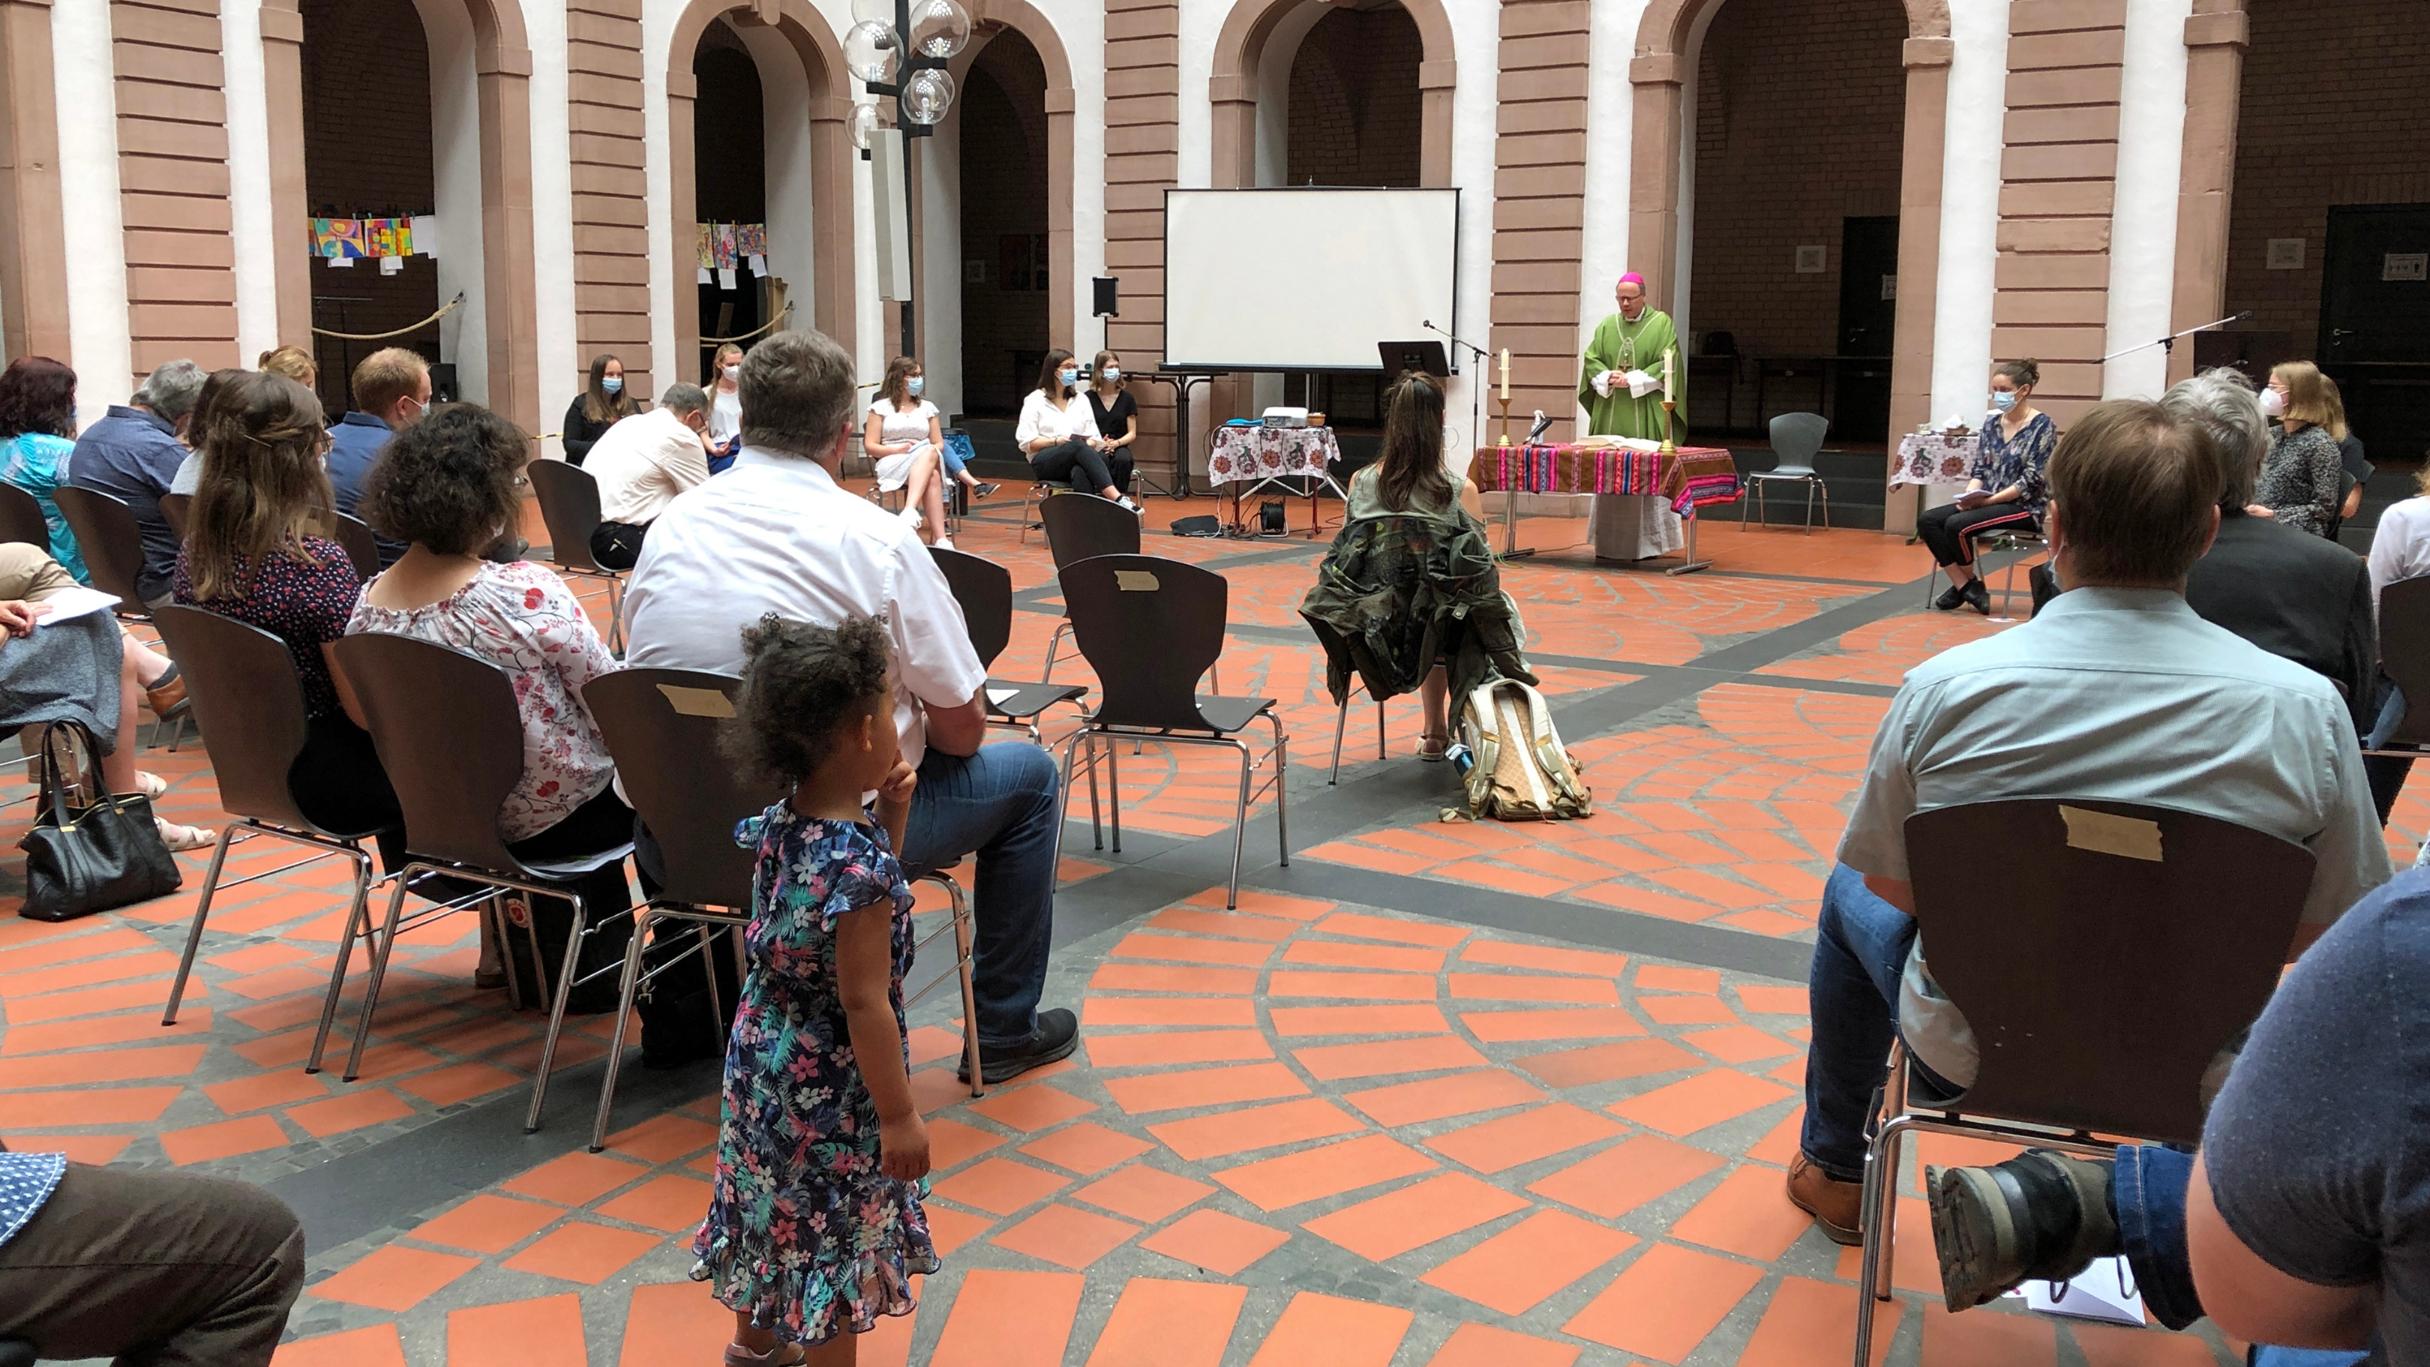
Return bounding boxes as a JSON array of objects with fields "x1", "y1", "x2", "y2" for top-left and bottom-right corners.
[
  {"x1": 920, "y1": 115, "x2": 964, "y2": 413},
  {"x1": 743, "y1": 23, "x2": 821, "y2": 385},
  {"x1": 2104, "y1": 0, "x2": 2191, "y2": 400},
  {"x1": 53, "y1": 0, "x2": 130, "y2": 423},
  {"x1": 219, "y1": 0, "x2": 280, "y2": 362},
  {"x1": 523, "y1": 0, "x2": 580, "y2": 423},
  {"x1": 1930, "y1": 0, "x2": 2009, "y2": 430},
  {"x1": 410, "y1": 0, "x2": 491, "y2": 404},
  {"x1": 1577, "y1": 0, "x2": 1650, "y2": 436}
]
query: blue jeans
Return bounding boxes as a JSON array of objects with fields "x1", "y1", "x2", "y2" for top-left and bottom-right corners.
[
  {"x1": 1800, "y1": 863, "x2": 1925, "y2": 1180},
  {"x1": 941, "y1": 431, "x2": 974, "y2": 480},
  {"x1": 899, "y1": 741, "x2": 1060, "y2": 1045}
]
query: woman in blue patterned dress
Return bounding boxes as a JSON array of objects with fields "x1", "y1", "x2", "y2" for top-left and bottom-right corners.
[
  {"x1": 1918, "y1": 358, "x2": 2056, "y2": 615},
  {"x1": 694, "y1": 613, "x2": 936, "y2": 1366}
]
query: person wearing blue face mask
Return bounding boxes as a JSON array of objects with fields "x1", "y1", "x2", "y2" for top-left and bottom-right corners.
[
  {"x1": 868, "y1": 356, "x2": 992, "y2": 517},
  {"x1": 1016, "y1": 347, "x2": 1137, "y2": 510},
  {"x1": 1916, "y1": 358, "x2": 2056, "y2": 614},
  {"x1": 561, "y1": 353, "x2": 638, "y2": 467},
  {"x1": 1083, "y1": 349, "x2": 1139, "y2": 496}
]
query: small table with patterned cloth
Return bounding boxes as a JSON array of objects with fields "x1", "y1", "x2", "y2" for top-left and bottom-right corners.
[
  {"x1": 1208, "y1": 424, "x2": 1345, "y2": 537},
  {"x1": 1892, "y1": 431, "x2": 1980, "y2": 543},
  {"x1": 1468, "y1": 443, "x2": 1743, "y2": 575}
]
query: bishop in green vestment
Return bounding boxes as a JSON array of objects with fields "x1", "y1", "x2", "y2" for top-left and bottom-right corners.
[{"x1": 1578, "y1": 272, "x2": 1683, "y2": 440}]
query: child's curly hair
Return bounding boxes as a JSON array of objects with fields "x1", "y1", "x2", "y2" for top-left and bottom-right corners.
[{"x1": 721, "y1": 613, "x2": 893, "y2": 787}]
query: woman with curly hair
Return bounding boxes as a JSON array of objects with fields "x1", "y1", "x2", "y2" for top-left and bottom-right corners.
[{"x1": 0, "y1": 355, "x2": 90, "y2": 580}]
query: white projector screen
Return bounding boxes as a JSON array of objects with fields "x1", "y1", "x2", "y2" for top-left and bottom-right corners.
[{"x1": 1163, "y1": 188, "x2": 1460, "y2": 372}]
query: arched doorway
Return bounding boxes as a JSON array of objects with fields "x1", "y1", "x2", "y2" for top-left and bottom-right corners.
[
  {"x1": 953, "y1": 30, "x2": 1051, "y2": 418},
  {"x1": 1209, "y1": 0, "x2": 1453, "y2": 191},
  {"x1": 263, "y1": 0, "x2": 539, "y2": 430},
  {"x1": 1681, "y1": 0, "x2": 1906, "y2": 441},
  {"x1": 664, "y1": 0, "x2": 856, "y2": 387}
]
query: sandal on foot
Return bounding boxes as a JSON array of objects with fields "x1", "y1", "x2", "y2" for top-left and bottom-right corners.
[
  {"x1": 134, "y1": 771, "x2": 169, "y2": 801},
  {"x1": 154, "y1": 819, "x2": 214, "y2": 853},
  {"x1": 1418, "y1": 731, "x2": 1452, "y2": 762}
]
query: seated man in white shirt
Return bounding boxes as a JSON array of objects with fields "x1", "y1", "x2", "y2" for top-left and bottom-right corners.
[
  {"x1": 623, "y1": 329, "x2": 1075, "y2": 1082},
  {"x1": 584, "y1": 383, "x2": 716, "y2": 571}
]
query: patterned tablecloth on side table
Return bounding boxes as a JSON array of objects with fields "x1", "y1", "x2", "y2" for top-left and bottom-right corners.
[
  {"x1": 1892, "y1": 432, "x2": 1979, "y2": 488},
  {"x1": 1207, "y1": 424, "x2": 1341, "y2": 486}
]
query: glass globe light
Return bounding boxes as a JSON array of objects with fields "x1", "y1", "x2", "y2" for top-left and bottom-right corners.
[
  {"x1": 850, "y1": 0, "x2": 891, "y2": 24},
  {"x1": 909, "y1": 0, "x2": 972, "y2": 58},
  {"x1": 903, "y1": 68, "x2": 956, "y2": 125},
  {"x1": 843, "y1": 21, "x2": 900, "y2": 84},
  {"x1": 848, "y1": 101, "x2": 881, "y2": 151}
]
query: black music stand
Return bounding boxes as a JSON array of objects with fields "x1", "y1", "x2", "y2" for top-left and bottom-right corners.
[{"x1": 1379, "y1": 340, "x2": 1450, "y2": 381}]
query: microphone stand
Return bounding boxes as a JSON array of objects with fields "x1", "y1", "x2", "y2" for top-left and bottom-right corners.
[
  {"x1": 2100, "y1": 311, "x2": 2251, "y2": 366},
  {"x1": 1424, "y1": 320, "x2": 1491, "y2": 461}
]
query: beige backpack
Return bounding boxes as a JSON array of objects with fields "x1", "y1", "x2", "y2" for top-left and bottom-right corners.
[{"x1": 1457, "y1": 679, "x2": 1592, "y2": 821}]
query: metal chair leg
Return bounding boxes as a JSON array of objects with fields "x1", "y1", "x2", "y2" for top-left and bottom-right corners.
[
  {"x1": 589, "y1": 905, "x2": 656, "y2": 1151},
  {"x1": 1225, "y1": 738, "x2": 1253, "y2": 910},
  {"x1": 525, "y1": 894, "x2": 595, "y2": 1133},
  {"x1": 1106, "y1": 734, "x2": 1122, "y2": 854},
  {"x1": 305, "y1": 856, "x2": 379, "y2": 1075},
  {"x1": 1271, "y1": 715, "x2": 1291, "y2": 869},
  {"x1": 1329, "y1": 698, "x2": 1348, "y2": 786},
  {"x1": 1375, "y1": 701, "x2": 1385, "y2": 760},
  {"x1": 341, "y1": 873, "x2": 419, "y2": 1081},
  {"x1": 162, "y1": 823, "x2": 243, "y2": 1024},
  {"x1": 938, "y1": 876, "x2": 984, "y2": 1098}
]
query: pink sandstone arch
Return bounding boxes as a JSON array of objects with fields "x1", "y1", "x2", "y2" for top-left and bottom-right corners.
[
  {"x1": 261, "y1": 0, "x2": 542, "y2": 432},
  {"x1": 941, "y1": 0, "x2": 1078, "y2": 350},
  {"x1": 667, "y1": 0, "x2": 859, "y2": 374},
  {"x1": 1207, "y1": 0, "x2": 1456, "y2": 189}
]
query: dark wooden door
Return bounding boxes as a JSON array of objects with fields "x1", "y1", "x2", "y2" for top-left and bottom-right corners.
[
  {"x1": 1834, "y1": 215, "x2": 1900, "y2": 441},
  {"x1": 2320, "y1": 204, "x2": 2430, "y2": 468}
]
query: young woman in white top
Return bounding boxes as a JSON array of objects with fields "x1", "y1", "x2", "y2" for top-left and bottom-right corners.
[
  {"x1": 706, "y1": 342, "x2": 745, "y2": 456},
  {"x1": 862, "y1": 355, "x2": 954, "y2": 549},
  {"x1": 1017, "y1": 348, "x2": 1136, "y2": 510}
]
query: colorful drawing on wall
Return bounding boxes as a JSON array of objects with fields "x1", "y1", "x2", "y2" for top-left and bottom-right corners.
[
  {"x1": 735, "y1": 223, "x2": 767, "y2": 258},
  {"x1": 312, "y1": 218, "x2": 366, "y2": 259},
  {"x1": 713, "y1": 223, "x2": 740, "y2": 270},
  {"x1": 697, "y1": 222, "x2": 715, "y2": 270},
  {"x1": 365, "y1": 218, "x2": 409, "y2": 258}
]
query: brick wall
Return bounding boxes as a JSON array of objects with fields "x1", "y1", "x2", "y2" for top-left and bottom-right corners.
[
  {"x1": 1284, "y1": 7, "x2": 1421, "y2": 190},
  {"x1": 299, "y1": 0, "x2": 437, "y2": 414},
  {"x1": 1486, "y1": 0, "x2": 1589, "y2": 440},
  {"x1": 1990, "y1": 0, "x2": 2128, "y2": 427},
  {"x1": 568, "y1": 0, "x2": 651, "y2": 397},
  {"x1": 2224, "y1": 0, "x2": 2430, "y2": 365},
  {"x1": 1686, "y1": 0, "x2": 1904, "y2": 381},
  {"x1": 112, "y1": 0, "x2": 241, "y2": 387},
  {"x1": 1102, "y1": 0, "x2": 1179, "y2": 481},
  {"x1": 958, "y1": 34, "x2": 1050, "y2": 417}
]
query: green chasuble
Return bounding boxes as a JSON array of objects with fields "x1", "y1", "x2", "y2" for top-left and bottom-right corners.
[{"x1": 1577, "y1": 310, "x2": 1684, "y2": 440}]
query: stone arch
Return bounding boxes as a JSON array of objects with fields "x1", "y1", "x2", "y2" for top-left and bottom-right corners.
[
  {"x1": 1627, "y1": 0, "x2": 1952, "y2": 452},
  {"x1": 261, "y1": 0, "x2": 541, "y2": 431},
  {"x1": 944, "y1": 0, "x2": 1078, "y2": 350},
  {"x1": 666, "y1": 0, "x2": 858, "y2": 377},
  {"x1": 1208, "y1": 0, "x2": 1455, "y2": 189}
]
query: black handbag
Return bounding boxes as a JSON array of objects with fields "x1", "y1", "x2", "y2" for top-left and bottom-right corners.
[{"x1": 18, "y1": 722, "x2": 183, "y2": 922}]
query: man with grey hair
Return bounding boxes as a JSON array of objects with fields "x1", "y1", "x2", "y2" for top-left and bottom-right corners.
[
  {"x1": 68, "y1": 358, "x2": 208, "y2": 604},
  {"x1": 583, "y1": 380, "x2": 717, "y2": 570},
  {"x1": 621, "y1": 331, "x2": 1075, "y2": 1080}
]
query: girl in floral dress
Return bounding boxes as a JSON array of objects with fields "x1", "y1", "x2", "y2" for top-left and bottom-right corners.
[{"x1": 694, "y1": 613, "x2": 936, "y2": 1366}]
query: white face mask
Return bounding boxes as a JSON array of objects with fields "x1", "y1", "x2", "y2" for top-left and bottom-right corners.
[
  {"x1": 722, "y1": 365, "x2": 741, "y2": 382},
  {"x1": 2261, "y1": 387, "x2": 2287, "y2": 418},
  {"x1": 1102, "y1": 367, "x2": 1120, "y2": 383}
]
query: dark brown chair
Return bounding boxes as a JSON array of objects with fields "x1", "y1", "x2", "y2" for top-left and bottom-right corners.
[
  {"x1": 526, "y1": 459, "x2": 625, "y2": 651},
  {"x1": 1054, "y1": 553, "x2": 1286, "y2": 908},
  {"x1": 53, "y1": 485, "x2": 151, "y2": 619},
  {"x1": 332, "y1": 512, "x2": 381, "y2": 580},
  {"x1": 2365, "y1": 576, "x2": 2430, "y2": 758},
  {"x1": 328, "y1": 632, "x2": 634, "y2": 1133},
  {"x1": 581, "y1": 668, "x2": 984, "y2": 1149},
  {"x1": 0, "y1": 483, "x2": 47, "y2": 549},
  {"x1": 1038, "y1": 492, "x2": 1142, "y2": 684},
  {"x1": 151, "y1": 606, "x2": 392, "y2": 1047},
  {"x1": 1852, "y1": 798, "x2": 2316, "y2": 1363},
  {"x1": 930, "y1": 546, "x2": 1088, "y2": 740},
  {"x1": 159, "y1": 492, "x2": 192, "y2": 542}
]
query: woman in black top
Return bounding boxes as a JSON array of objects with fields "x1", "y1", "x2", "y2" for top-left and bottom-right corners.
[
  {"x1": 1085, "y1": 350, "x2": 1138, "y2": 496},
  {"x1": 560, "y1": 354, "x2": 638, "y2": 465}
]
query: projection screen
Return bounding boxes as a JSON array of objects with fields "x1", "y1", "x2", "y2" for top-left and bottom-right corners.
[{"x1": 1163, "y1": 188, "x2": 1461, "y2": 373}]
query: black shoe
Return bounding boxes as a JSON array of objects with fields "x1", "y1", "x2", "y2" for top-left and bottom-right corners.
[
  {"x1": 1926, "y1": 1150, "x2": 2115, "y2": 1312},
  {"x1": 971, "y1": 481, "x2": 1000, "y2": 498},
  {"x1": 958, "y1": 1007, "x2": 1079, "y2": 1085},
  {"x1": 1962, "y1": 579, "x2": 1992, "y2": 616},
  {"x1": 1933, "y1": 585, "x2": 1967, "y2": 611}
]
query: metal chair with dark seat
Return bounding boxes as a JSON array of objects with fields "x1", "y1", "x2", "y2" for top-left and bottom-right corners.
[
  {"x1": 0, "y1": 483, "x2": 48, "y2": 549},
  {"x1": 525, "y1": 459, "x2": 625, "y2": 651},
  {"x1": 582, "y1": 668, "x2": 985, "y2": 1150},
  {"x1": 158, "y1": 492, "x2": 192, "y2": 543},
  {"x1": 930, "y1": 546, "x2": 1087, "y2": 742},
  {"x1": 332, "y1": 512, "x2": 381, "y2": 580},
  {"x1": 1055, "y1": 553, "x2": 1287, "y2": 908},
  {"x1": 152, "y1": 607, "x2": 393, "y2": 1046},
  {"x1": 1038, "y1": 492, "x2": 1142, "y2": 685},
  {"x1": 2364, "y1": 576, "x2": 2430, "y2": 763},
  {"x1": 1743, "y1": 411, "x2": 1831, "y2": 531},
  {"x1": 52, "y1": 486, "x2": 152, "y2": 620},
  {"x1": 327, "y1": 632, "x2": 636, "y2": 1134},
  {"x1": 1851, "y1": 797, "x2": 2317, "y2": 1364}
]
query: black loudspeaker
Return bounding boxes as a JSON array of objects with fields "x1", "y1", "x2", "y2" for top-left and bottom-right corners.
[
  {"x1": 1092, "y1": 276, "x2": 1120, "y2": 318},
  {"x1": 429, "y1": 363, "x2": 459, "y2": 404}
]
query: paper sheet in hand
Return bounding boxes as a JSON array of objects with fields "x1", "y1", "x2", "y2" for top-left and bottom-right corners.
[
  {"x1": 2005, "y1": 1257, "x2": 2146, "y2": 1326},
  {"x1": 35, "y1": 587, "x2": 121, "y2": 627}
]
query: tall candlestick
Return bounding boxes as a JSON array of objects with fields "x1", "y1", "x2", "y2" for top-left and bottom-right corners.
[
  {"x1": 1663, "y1": 346, "x2": 1677, "y2": 402},
  {"x1": 1498, "y1": 348, "x2": 1510, "y2": 402}
]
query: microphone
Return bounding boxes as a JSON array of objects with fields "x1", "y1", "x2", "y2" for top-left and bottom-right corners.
[{"x1": 1525, "y1": 409, "x2": 1552, "y2": 445}]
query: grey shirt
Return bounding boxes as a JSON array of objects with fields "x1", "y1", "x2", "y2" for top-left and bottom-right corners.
[{"x1": 1838, "y1": 586, "x2": 2391, "y2": 1084}]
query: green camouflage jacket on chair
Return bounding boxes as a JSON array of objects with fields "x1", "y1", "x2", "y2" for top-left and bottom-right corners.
[{"x1": 1299, "y1": 510, "x2": 1536, "y2": 707}]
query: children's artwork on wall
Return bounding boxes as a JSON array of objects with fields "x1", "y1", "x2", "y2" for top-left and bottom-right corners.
[
  {"x1": 697, "y1": 223, "x2": 715, "y2": 270},
  {"x1": 313, "y1": 218, "x2": 366, "y2": 259},
  {"x1": 713, "y1": 223, "x2": 740, "y2": 270},
  {"x1": 735, "y1": 223, "x2": 767, "y2": 258}
]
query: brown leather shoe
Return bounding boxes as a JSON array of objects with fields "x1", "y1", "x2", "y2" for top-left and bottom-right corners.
[{"x1": 1787, "y1": 1152, "x2": 1865, "y2": 1245}]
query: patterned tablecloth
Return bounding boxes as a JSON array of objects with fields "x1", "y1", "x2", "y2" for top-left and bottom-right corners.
[
  {"x1": 1468, "y1": 444, "x2": 1743, "y2": 517},
  {"x1": 1208, "y1": 424, "x2": 1342, "y2": 487},
  {"x1": 1892, "y1": 432, "x2": 1979, "y2": 488}
]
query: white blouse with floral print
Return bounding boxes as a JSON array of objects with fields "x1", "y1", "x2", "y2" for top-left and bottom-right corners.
[{"x1": 347, "y1": 560, "x2": 620, "y2": 842}]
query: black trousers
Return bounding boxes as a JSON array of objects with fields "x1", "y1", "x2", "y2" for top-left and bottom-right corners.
[
  {"x1": 1917, "y1": 501, "x2": 2038, "y2": 568},
  {"x1": 289, "y1": 712, "x2": 405, "y2": 872},
  {"x1": 590, "y1": 519, "x2": 646, "y2": 571},
  {"x1": 498, "y1": 786, "x2": 637, "y2": 1015},
  {"x1": 1030, "y1": 438, "x2": 1132, "y2": 495},
  {"x1": 0, "y1": 1163, "x2": 305, "y2": 1366}
]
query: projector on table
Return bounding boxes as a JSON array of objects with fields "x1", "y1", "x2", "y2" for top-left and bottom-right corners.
[{"x1": 1260, "y1": 407, "x2": 1310, "y2": 428}]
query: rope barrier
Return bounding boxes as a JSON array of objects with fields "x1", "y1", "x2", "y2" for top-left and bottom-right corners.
[
  {"x1": 702, "y1": 300, "x2": 794, "y2": 345},
  {"x1": 309, "y1": 292, "x2": 467, "y2": 342}
]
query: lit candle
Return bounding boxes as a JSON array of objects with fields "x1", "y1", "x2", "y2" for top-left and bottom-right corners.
[
  {"x1": 1663, "y1": 346, "x2": 1676, "y2": 402},
  {"x1": 1498, "y1": 348, "x2": 1510, "y2": 402}
]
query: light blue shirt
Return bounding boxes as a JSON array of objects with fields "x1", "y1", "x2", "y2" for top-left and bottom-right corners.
[
  {"x1": 1840, "y1": 587, "x2": 2392, "y2": 1083},
  {"x1": 0, "y1": 1151, "x2": 65, "y2": 1249}
]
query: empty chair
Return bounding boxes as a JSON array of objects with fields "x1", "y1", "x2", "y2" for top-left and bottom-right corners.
[
  {"x1": 1744, "y1": 411, "x2": 1831, "y2": 531},
  {"x1": 52, "y1": 485, "x2": 151, "y2": 618},
  {"x1": 331, "y1": 512, "x2": 381, "y2": 580},
  {"x1": 1038, "y1": 492, "x2": 1142, "y2": 683},
  {"x1": 151, "y1": 606, "x2": 391, "y2": 1044},
  {"x1": 327, "y1": 631, "x2": 635, "y2": 1133},
  {"x1": 1055, "y1": 553, "x2": 1287, "y2": 908},
  {"x1": 0, "y1": 482, "x2": 47, "y2": 550},
  {"x1": 1851, "y1": 797, "x2": 2315, "y2": 1364},
  {"x1": 929, "y1": 546, "x2": 1087, "y2": 743},
  {"x1": 582, "y1": 668, "x2": 985, "y2": 1149},
  {"x1": 526, "y1": 459, "x2": 626, "y2": 651}
]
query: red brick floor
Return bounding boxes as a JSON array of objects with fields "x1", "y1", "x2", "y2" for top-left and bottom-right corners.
[{"x1": 0, "y1": 486, "x2": 2308, "y2": 1363}]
